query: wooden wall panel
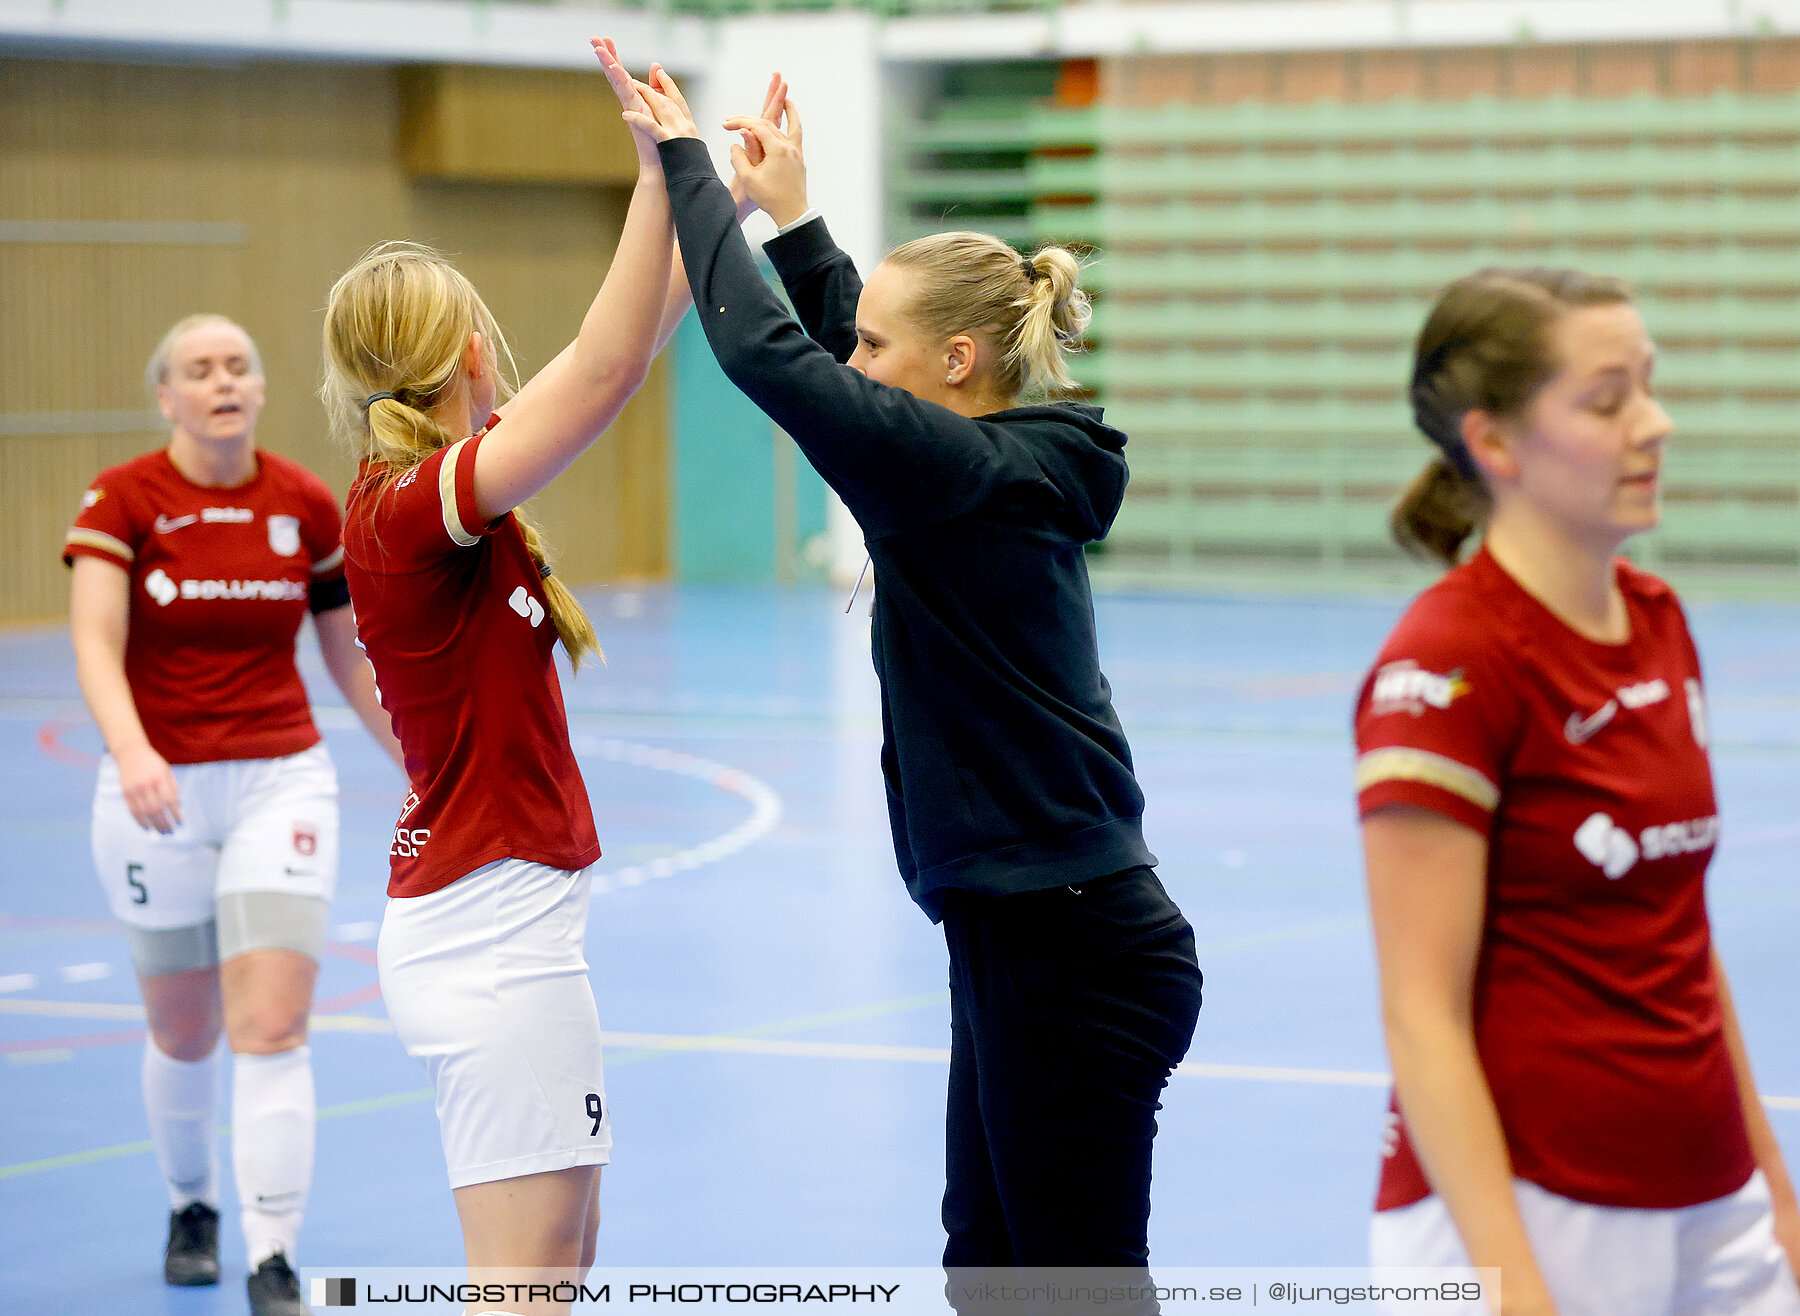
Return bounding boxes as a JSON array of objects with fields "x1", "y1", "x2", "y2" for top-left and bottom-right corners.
[
  {"x1": 400, "y1": 65, "x2": 639, "y2": 185},
  {"x1": 1, "y1": 433, "x2": 158, "y2": 632},
  {"x1": 0, "y1": 57, "x2": 667, "y2": 624}
]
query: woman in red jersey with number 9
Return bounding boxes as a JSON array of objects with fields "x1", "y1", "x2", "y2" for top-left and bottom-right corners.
[
  {"x1": 1355, "y1": 268, "x2": 1800, "y2": 1316},
  {"x1": 321, "y1": 40, "x2": 783, "y2": 1310}
]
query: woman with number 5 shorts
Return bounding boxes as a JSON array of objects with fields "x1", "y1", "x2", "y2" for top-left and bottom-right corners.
[
  {"x1": 65, "y1": 313, "x2": 404, "y2": 1316},
  {"x1": 1355, "y1": 269, "x2": 1800, "y2": 1316}
]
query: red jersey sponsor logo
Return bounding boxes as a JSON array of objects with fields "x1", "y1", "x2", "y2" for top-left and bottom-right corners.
[
  {"x1": 143, "y1": 573, "x2": 308, "y2": 606},
  {"x1": 1368, "y1": 660, "x2": 1470, "y2": 717},
  {"x1": 145, "y1": 568, "x2": 179, "y2": 607},
  {"x1": 390, "y1": 791, "x2": 432, "y2": 859},
  {"x1": 508, "y1": 585, "x2": 546, "y2": 628},
  {"x1": 1574, "y1": 810, "x2": 1717, "y2": 879}
]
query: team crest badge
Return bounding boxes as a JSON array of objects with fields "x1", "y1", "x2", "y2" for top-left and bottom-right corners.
[
  {"x1": 293, "y1": 823, "x2": 318, "y2": 857},
  {"x1": 268, "y1": 515, "x2": 301, "y2": 557}
]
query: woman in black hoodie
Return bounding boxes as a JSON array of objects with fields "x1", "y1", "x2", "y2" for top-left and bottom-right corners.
[{"x1": 609, "y1": 51, "x2": 1202, "y2": 1269}]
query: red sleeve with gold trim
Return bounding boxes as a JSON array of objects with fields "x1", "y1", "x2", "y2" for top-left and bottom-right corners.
[
  {"x1": 352, "y1": 428, "x2": 502, "y2": 572},
  {"x1": 63, "y1": 464, "x2": 145, "y2": 571},
  {"x1": 1353, "y1": 587, "x2": 1523, "y2": 836}
]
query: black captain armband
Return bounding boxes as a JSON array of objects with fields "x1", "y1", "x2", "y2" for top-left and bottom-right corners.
[{"x1": 309, "y1": 577, "x2": 352, "y2": 615}]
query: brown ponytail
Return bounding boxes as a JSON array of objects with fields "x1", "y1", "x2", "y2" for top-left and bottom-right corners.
[
  {"x1": 1394, "y1": 267, "x2": 1633, "y2": 568},
  {"x1": 322, "y1": 241, "x2": 601, "y2": 671},
  {"x1": 885, "y1": 231, "x2": 1091, "y2": 399}
]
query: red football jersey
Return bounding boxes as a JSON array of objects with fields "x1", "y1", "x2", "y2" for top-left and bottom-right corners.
[
  {"x1": 342, "y1": 420, "x2": 600, "y2": 899},
  {"x1": 63, "y1": 448, "x2": 345, "y2": 765},
  {"x1": 1355, "y1": 546, "x2": 1753, "y2": 1211}
]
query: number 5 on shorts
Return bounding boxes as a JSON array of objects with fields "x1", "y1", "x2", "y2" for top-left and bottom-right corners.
[
  {"x1": 127, "y1": 862, "x2": 147, "y2": 906},
  {"x1": 586, "y1": 1093, "x2": 604, "y2": 1136}
]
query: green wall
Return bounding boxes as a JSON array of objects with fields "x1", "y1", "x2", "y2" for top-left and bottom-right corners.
[{"x1": 671, "y1": 309, "x2": 830, "y2": 583}]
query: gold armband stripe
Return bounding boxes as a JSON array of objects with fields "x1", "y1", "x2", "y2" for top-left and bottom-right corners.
[
  {"x1": 439, "y1": 437, "x2": 479, "y2": 548},
  {"x1": 1355, "y1": 747, "x2": 1499, "y2": 812},
  {"x1": 65, "y1": 528, "x2": 134, "y2": 563}
]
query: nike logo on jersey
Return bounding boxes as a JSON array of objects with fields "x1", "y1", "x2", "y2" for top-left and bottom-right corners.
[
  {"x1": 1564, "y1": 701, "x2": 1617, "y2": 744},
  {"x1": 154, "y1": 514, "x2": 199, "y2": 533},
  {"x1": 1565, "y1": 678, "x2": 1674, "y2": 744}
]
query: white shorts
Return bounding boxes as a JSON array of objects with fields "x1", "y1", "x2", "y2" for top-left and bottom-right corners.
[
  {"x1": 92, "y1": 743, "x2": 339, "y2": 931},
  {"x1": 1370, "y1": 1171, "x2": 1800, "y2": 1316},
  {"x1": 377, "y1": 857, "x2": 611, "y2": 1190}
]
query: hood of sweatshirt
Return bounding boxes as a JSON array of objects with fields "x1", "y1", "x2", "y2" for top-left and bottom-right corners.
[{"x1": 986, "y1": 401, "x2": 1130, "y2": 543}]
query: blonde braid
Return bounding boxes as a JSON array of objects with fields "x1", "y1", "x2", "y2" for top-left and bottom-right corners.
[{"x1": 322, "y1": 241, "x2": 601, "y2": 671}]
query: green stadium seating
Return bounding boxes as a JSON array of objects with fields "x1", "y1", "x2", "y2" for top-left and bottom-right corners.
[{"x1": 889, "y1": 84, "x2": 1800, "y2": 580}]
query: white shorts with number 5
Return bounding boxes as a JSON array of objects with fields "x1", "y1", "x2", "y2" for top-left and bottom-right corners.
[
  {"x1": 92, "y1": 743, "x2": 339, "y2": 929},
  {"x1": 377, "y1": 857, "x2": 611, "y2": 1190}
]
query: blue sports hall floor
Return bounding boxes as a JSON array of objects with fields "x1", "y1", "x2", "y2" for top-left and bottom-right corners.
[{"x1": 2, "y1": 582, "x2": 1797, "y2": 1312}]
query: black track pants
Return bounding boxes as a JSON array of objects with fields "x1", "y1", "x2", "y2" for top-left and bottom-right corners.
[{"x1": 940, "y1": 866, "x2": 1203, "y2": 1268}]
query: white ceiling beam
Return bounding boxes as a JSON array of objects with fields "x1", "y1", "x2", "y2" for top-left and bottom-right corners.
[
  {"x1": 880, "y1": 0, "x2": 1800, "y2": 61},
  {"x1": 0, "y1": 0, "x2": 710, "y2": 74}
]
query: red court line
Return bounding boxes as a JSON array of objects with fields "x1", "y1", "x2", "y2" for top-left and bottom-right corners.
[
  {"x1": 36, "y1": 718, "x2": 98, "y2": 770},
  {"x1": 2, "y1": 1026, "x2": 149, "y2": 1057}
]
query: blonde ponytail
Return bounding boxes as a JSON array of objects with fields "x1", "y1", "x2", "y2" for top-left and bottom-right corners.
[
  {"x1": 322, "y1": 241, "x2": 601, "y2": 671},
  {"x1": 515, "y1": 512, "x2": 601, "y2": 668},
  {"x1": 1010, "y1": 246, "x2": 1092, "y2": 394},
  {"x1": 885, "y1": 231, "x2": 1090, "y2": 400}
]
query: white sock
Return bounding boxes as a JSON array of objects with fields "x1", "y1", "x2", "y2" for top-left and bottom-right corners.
[
  {"x1": 142, "y1": 1039, "x2": 221, "y2": 1210},
  {"x1": 232, "y1": 1044, "x2": 315, "y2": 1268}
]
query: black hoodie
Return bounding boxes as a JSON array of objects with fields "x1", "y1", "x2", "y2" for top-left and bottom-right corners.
[{"x1": 661, "y1": 137, "x2": 1155, "y2": 919}]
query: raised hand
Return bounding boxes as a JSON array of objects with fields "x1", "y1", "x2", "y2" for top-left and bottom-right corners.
[
  {"x1": 590, "y1": 37, "x2": 661, "y2": 171},
  {"x1": 724, "y1": 100, "x2": 808, "y2": 228},
  {"x1": 736, "y1": 71, "x2": 788, "y2": 168},
  {"x1": 728, "y1": 72, "x2": 789, "y2": 215},
  {"x1": 624, "y1": 64, "x2": 703, "y2": 144}
]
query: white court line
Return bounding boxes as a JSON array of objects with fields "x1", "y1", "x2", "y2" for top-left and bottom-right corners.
[
  {"x1": 570, "y1": 736, "x2": 785, "y2": 897},
  {"x1": 1179, "y1": 1061, "x2": 1389, "y2": 1087},
  {"x1": 3, "y1": 1000, "x2": 1796, "y2": 1107}
]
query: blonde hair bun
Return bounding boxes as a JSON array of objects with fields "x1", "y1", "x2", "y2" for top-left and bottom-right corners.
[{"x1": 886, "y1": 231, "x2": 1090, "y2": 398}]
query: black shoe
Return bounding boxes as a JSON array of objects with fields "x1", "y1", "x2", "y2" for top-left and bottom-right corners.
[
  {"x1": 163, "y1": 1202, "x2": 220, "y2": 1286},
  {"x1": 247, "y1": 1252, "x2": 310, "y2": 1316}
]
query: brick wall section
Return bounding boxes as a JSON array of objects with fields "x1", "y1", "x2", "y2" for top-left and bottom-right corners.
[{"x1": 1103, "y1": 38, "x2": 1800, "y2": 105}]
